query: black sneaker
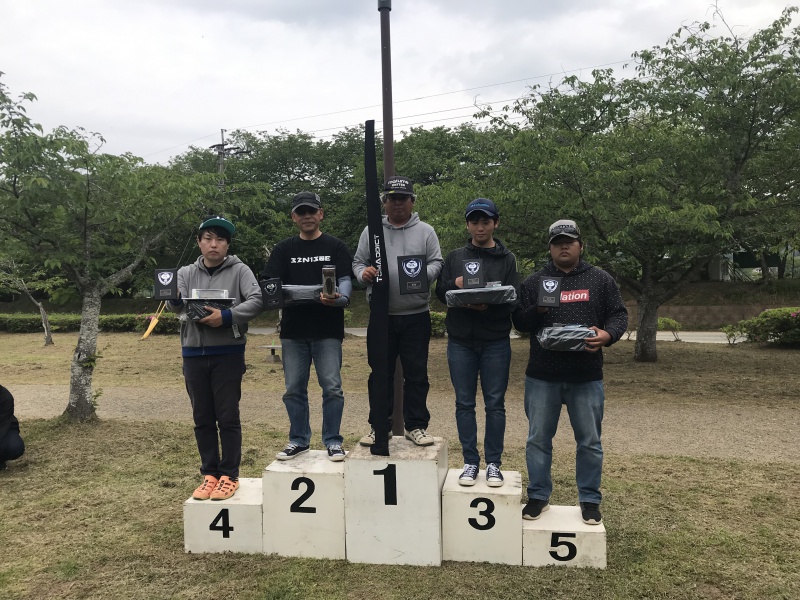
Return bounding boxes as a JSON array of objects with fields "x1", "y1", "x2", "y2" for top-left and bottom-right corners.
[
  {"x1": 486, "y1": 463, "x2": 504, "y2": 488},
  {"x1": 276, "y1": 443, "x2": 309, "y2": 460},
  {"x1": 580, "y1": 502, "x2": 603, "y2": 525},
  {"x1": 327, "y1": 445, "x2": 346, "y2": 462},
  {"x1": 522, "y1": 499, "x2": 550, "y2": 520},
  {"x1": 458, "y1": 464, "x2": 479, "y2": 486}
]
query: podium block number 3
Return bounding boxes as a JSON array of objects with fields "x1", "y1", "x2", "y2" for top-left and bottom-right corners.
[
  {"x1": 468, "y1": 498, "x2": 496, "y2": 531},
  {"x1": 373, "y1": 464, "x2": 397, "y2": 505},
  {"x1": 209, "y1": 509, "x2": 234, "y2": 538},
  {"x1": 290, "y1": 477, "x2": 317, "y2": 514},
  {"x1": 550, "y1": 532, "x2": 578, "y2": 561}
]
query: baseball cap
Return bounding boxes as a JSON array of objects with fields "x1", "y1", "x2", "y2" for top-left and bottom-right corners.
[
  {"x1": 199, "y1": 216, "x2": 235, "y2": 237},
  {"x1": 381, "y1": 176, "x2": 416, "y2": 199},
  {"x1": 548, "y1": 219, "x2": 581, "y2": 244},
  {"x1": 465, "y1": 198, "x2": 499, "y2": 219},
  {"x1": 291, "y1": 191, "x2": 322, "y2": 213}
]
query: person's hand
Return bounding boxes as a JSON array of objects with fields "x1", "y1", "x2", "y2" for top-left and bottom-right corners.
[
  {"x1": 361, "y1": 266, "x2": 378, "y2": 283},
  {"x1": 320, "y1": 292, "x2": 341, "y2": 306},
  {"x1": 537, "y1": 306, "x2": 549, "y2": 314},
  {"x1": 455, "y1": 276, "x2": 464, "y2": 289},
  {"x1": 584, "y1": 326, "x2": 611, "y2": 352},
  {"x1": 198, "y1": 307, "x2": 224, "y2": 327}
]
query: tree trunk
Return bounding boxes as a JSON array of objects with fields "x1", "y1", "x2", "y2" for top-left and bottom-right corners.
[
  {"x1": 758, "y1": 250, "x2": 772, "y2": 283},
  {"x1": 38, "y1": 302, "x2": 53, "y2": 346},
  {"x1": 64, "y1": 287, "x2": 101, "y2": 421},
  {"x1": 634, "y1": 296, "x2": 660, "y2": 362}
]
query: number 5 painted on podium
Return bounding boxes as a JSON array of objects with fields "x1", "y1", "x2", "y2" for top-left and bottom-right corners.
[{"x1": 549, "y1": 532, "x2": 577, "y2": 561}]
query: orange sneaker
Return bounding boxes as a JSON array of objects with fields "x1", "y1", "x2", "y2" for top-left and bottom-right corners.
[
  {"x1": 210, "y1": 475, "x2": 239, "y2": 501},
  {"x1": 192, "y1": 475, "x2": 219, "y2": 500}
]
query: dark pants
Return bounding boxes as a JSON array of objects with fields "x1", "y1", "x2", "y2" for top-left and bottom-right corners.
[
  {"x1": 183, "y1": 353, "x2": 245, "y2": 479},
  {"x1": 368, "y1": 311, "x2": 432, "y2": 431},
  {"x1": 0, "y1": 430, "x2": 25, "y2": 466}
]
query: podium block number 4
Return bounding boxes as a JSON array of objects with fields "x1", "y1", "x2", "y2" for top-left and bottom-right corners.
[{"x1": 209, "y1": 509, "x2": 234, "y2": 538}]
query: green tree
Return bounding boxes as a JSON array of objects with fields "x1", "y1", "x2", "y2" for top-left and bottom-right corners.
[
  {"x1": 485, "y1": 7, "x2": 800, "y2": 361},
  {"x1": 0, "y1": 78, "x2": 214, "y2": 419}
]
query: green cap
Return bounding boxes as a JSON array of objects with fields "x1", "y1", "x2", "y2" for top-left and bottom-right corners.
[{"x1": 199, "y1": 216, "x2": 235, "y2": 237}]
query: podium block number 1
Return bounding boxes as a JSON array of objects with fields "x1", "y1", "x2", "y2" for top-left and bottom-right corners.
[{"x1": 373, "y1": 464, "x2": 397, "y2": 505}]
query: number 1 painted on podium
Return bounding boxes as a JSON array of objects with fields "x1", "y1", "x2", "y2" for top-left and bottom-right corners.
[{"x1": 373, "y1": 464, "x2": 397, "y2": 505}]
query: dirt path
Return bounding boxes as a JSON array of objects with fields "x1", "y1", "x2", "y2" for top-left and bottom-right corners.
[{"x1": 13, "y1": 383, "x2": 799, "y2": 464}]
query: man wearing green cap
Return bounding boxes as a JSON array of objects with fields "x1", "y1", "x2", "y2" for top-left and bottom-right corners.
[{"x1": 168, "y1": 216, "x2": 263, "y2": 501}]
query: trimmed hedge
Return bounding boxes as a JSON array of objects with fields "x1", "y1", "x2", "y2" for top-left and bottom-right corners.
[
  {"x1": 430, "y1": 311, "x2": 446, "y2": 338},
  {"x1": 0, "y1": 313, "x2": 181, "y2": 334},
  {"x1": 732, "y1": 307, "x2": 800, "y2": 346}
]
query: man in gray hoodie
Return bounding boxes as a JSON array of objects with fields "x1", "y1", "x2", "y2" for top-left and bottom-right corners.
[
  {"x1": 352, "y1": 176, "x2": 443, "y2": 447},
  {"x1": 168, "y1": 216, "x2": 263, "y2": 501}
]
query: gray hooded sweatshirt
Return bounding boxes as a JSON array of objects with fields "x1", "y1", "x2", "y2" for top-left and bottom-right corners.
[{"x1": 352, "y1": 212, "x2": 443, "y2": 315}]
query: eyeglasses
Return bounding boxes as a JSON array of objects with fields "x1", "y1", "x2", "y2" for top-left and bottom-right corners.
[{"x1": 294, "y1": 206, "x2": 319, "y2": 216}]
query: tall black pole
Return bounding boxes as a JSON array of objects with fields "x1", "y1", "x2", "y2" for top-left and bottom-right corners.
[{"x1": 378, "y1": 0, "x2": 394, "y2": 180}]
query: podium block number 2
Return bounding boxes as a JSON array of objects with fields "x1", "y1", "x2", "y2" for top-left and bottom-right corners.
[
  {"x1": 290, "y1": 477, "x2": 317, "y2": 514},
  {"x1": 373, "y1": 464, "x2": 397, "y2": 505}
]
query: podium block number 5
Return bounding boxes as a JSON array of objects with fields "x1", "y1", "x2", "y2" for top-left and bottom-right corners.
[
  {"x1": 549, "y1": 532, "x2": 577, "y2": 561},
  {"x1": 209, "y1": 509, "x2": 234, "y2": 538},
  {"x1": 373, "y1": 464, "x2": 398, "y2": 505},
  {"x1": 290, "y1": 477, "x2": 317, "y2": 514},
  {"x1": 468, "y1": 498, "x2": 496, "y2": 531}
]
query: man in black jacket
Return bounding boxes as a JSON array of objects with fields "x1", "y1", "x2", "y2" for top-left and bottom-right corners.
[
  {"x1": 436, "y1": 199, "x2": 520, "y2": 488},
  {"x1": 512, "y1": 219, "x2": 627, "y2": 525},
  {"x1": 0, "y1": 385, "x2": 25, "y2": 470}
]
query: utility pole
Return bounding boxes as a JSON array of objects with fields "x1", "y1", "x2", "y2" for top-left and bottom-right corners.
[{"x1": 209, "y1": 129, "x2": 243, "y2": 194}]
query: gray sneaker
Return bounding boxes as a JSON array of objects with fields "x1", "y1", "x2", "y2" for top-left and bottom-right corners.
[
  {"x1": 404, "y1": 428, "x2": 434, "y2": 446},
  {"x1": 359, "y1": 428, "x2": 375, "y2": 446}
]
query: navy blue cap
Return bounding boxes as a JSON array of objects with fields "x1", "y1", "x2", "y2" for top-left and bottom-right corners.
[{"x1": 465, "y1": 198, "x2": 499, "y2": 219}]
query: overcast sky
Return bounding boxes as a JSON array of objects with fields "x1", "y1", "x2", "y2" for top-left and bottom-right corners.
[{"x1": 1, "y1": 1, "x2": 794, "y2": 163}]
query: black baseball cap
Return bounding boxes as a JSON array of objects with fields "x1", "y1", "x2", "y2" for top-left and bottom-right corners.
[
  {"x1": 465, "y1": 198, "x2": 499, "y2": 219},
  {"x1": 291, "y1": 191, "x2": 322, "y2": 213},
  {"x1": 381, "y1": 176, "x2": 416, "y2": 199},
  {"x1": 548, "y1": 219, "x2": 581, "y2": 244}
]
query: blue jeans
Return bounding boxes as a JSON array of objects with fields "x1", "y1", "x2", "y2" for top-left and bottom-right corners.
[
  {"x1": 282, "y1": 338, "x2": 344, "y2": 447},
  {"x1": 448, "y1": 338, "x2": 510, "y2": 466},
  {"x1": 524, "y1": 377, "x2": 604, "y2": 504}
]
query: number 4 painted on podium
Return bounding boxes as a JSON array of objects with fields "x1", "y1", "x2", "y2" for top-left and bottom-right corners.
[{"x1": 209, "y1": 509, "x2": 234, "y2": 538}]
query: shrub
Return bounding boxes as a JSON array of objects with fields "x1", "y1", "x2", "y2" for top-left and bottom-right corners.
[
  {"x1": 430, "y1": 311, "x2": 447, "y2": 338},
  {"x1": 0, "y1": 313, "x2": 180, "y2": 334},
  {"x1": 657, "y1": 317, "x2": 682, "y2": 341},
  {"x1": 735, "y1": 307, "x2": 800, "y2": 346}
]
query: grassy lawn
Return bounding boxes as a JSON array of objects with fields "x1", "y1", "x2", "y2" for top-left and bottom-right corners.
[{"x1": 1, "y1": 334, "x2": 798, "y2": 599}]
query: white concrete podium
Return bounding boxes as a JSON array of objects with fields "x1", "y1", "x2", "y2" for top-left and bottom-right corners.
[
  {"x1": 522, "y1": 504, "x2": 607, "y2": 568},
  {"x1": 183, "y1": 478, "x2": 263, "y2": 554},
  {"x1": 442, "y1": 469, "x2": 523, "y2": 565},
  {"x1": 344, "y1": 437, "x2": 447, "y2": 566},
  {"x1": 262, "y1": 450, "x2": 346, "y2": 559}
]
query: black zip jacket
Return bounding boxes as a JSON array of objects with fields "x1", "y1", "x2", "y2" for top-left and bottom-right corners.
[
  {"x1": 435, "y1": 238, "x2": 520, "y2": 347},
  {"x1": 512, "y1": 260, "x2": 628, "y2": 382}
]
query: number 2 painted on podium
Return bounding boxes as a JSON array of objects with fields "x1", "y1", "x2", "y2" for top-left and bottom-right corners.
[{"x1": 290, "y1": 477, "x2": 317, "y2": 513}]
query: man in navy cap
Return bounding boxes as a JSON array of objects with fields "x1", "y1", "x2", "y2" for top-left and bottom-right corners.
[
  {"x1": 435, "y1": 199, "x2": 519, "y2": 487},
  {"x1": 168, "y1": 215, "x2": 263, "y2": 501}
]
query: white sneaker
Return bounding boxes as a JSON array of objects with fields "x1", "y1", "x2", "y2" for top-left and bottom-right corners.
[
  {"x1": 458, "y1": 464, "x2": 479, "y2": 486},
  {"x1": 404, "y1": 428, "x2": 434, "y2": 446}
]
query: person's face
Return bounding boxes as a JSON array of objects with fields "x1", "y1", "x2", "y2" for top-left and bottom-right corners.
[
  {"x1": 549, "y1": 236, "x2": 582, "y2": 272},
  {"x1": 197, "y1": 231, "x2": 229, "y2": 267},
  {"x1": 291, "y1": 205, "x2": 323, "y2": 236},
  {"x1": 383, "y1": 194, "x2": 414, "y2": 225},
  {"x1": 466, "y1": 215, "x2": 498, "y2": 247}
]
